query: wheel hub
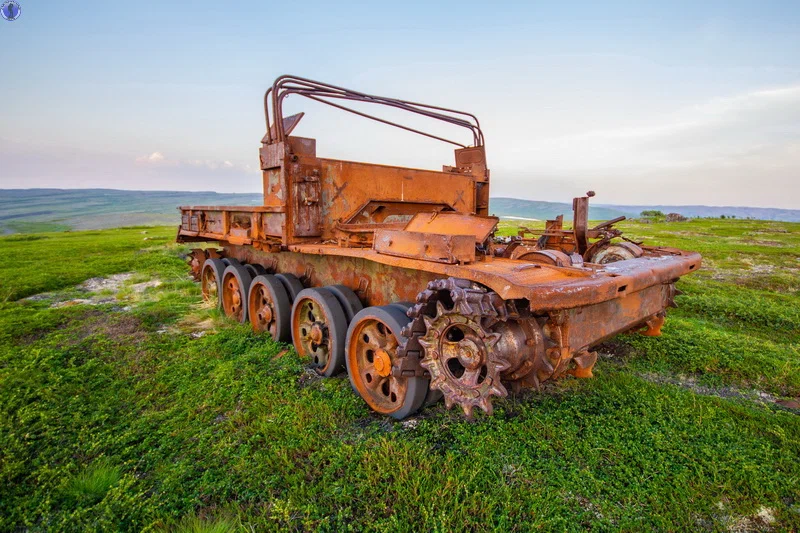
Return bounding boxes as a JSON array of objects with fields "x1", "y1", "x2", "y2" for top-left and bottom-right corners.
[
  {"x1": 373, "y1": 348, "x2": 392, "y2": 377},
  {"x1": 202, "y1": 271, "x2": 218, "y2": 300},
  {"x1": 453, "y1": 336, "x2": 483, "y2": 371},
  {"x1": 309, "y1": 322, "x2": 324, "y2": 344},
  {"x1": 258, "y1": 303, "x2": 273, "y2": 324}
]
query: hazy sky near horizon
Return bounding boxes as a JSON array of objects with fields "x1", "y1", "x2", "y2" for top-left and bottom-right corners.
[{"x1": 2, "y1": 1, "x2": 799, "y2": 208}]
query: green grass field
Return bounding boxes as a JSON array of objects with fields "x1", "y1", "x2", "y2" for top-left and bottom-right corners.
[{"x1": 1, "y1": 219, "x2": 798, "y2": 532}]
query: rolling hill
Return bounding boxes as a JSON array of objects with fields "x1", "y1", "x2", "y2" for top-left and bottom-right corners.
[{"x1": 1, "y1": 189, "x2": 798, "y2": 234}]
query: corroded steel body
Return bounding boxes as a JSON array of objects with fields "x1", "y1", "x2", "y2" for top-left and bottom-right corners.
[{"x1": 178, "y1": 75, "x2": 701, "y2": 418}]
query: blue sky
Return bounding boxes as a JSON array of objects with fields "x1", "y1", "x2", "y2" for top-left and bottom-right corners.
[{"x1": 1, "y1": 0, "x2": 799, "y2": 207}]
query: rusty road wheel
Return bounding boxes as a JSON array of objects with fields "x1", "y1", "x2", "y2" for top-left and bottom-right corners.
[
  {"x1": 345, "y1": 306, "x2": 428, "y2": 420},
  {"x1": 221, "y1": 264, "x2": 253, "y2": 323},
  {"x1": 276, "y1": 273, "x2": 305, "y2": 303},
  {"x1": 291, "y1": 288, "x2": 347, "y2": 377},
  {"x1": 201, "y1": 258, "x2": 226, "y2": 308},
  {"x1": 248, "y1": 275, "x2": 291, "y2": 342}
]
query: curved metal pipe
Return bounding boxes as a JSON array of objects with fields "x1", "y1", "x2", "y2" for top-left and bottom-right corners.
[{"x1": 262, "y1": 75, "x2": 484, "y2": 147}]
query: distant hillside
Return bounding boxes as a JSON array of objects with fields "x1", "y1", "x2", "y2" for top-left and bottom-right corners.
[
  {"x1": 1, "y1": 189, "x2": 798, "y2": 234},
  {"x1": 0, "y1": 189, "x2": 262, "y2": 234},
  {"x1": 490, "y1": 197, "x2": 800, "y2": 223},
  {"x1": 489, "y1": 198, "x2": 630, "y2": 222},
  {"x1": 599, "y1": 204, "x2": 800, "y2": 222}
]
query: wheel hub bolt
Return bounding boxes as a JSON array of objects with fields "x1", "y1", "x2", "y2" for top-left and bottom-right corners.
[
  {"x1": 374, "y1": 349, "x2": 392, "y2": 377},
  {"x1": 310, "y1": 323, "x2": 324, "y2": 344}
]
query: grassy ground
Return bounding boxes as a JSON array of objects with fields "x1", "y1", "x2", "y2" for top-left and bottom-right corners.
[{"x1": 0, "y1": 219, "x2": 798, "y2": 532}]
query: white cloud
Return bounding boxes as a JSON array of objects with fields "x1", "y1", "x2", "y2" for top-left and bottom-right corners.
[
  {"x1": 136, "y1": 151, "x2": 165, "y2": 163},
  {"x1": 134, "y1": 152, "x2": 254, "y2": 173}
]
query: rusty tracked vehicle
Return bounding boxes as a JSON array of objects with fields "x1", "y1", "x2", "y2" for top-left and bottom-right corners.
[{"x1": 178, "y1": 76, "x2": 701, "y2": 419}]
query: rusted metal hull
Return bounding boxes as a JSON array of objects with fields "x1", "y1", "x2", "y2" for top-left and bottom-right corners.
[
  {"x1": 176, "y1": 74, "x2": 702, "y2": 418},
  {"x1": 223, "y1": 245, "x2": 442, "y2": 307},
  {"x1": 206, "y1": 239, "x2": 699, "y2": 312}
]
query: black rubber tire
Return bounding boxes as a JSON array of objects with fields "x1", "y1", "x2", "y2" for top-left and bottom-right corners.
[
  {"x1": 201, "y1": 258, "x2": 227, "y2": 309},
  {"x1": 221, "y1": 264, "x2": 253, "y2": 323},
  {"x1": 325, "y1": 285, "x2": 364, "y2": 322},
  {"x1": 276, "y1": 273, "x2": 305, "y2": 302},
  {"x1": 424, "y1": 386, "x2": 444, "y2": 406},
  {"x1": 244, "y1": 264, "x2": 258, "y2": 279},
  {"x1": 291, "y1": 287, "x2": 348, "y2": 377},
  {"x1": 250, "y1": 263, "x2": 268, "y2": 276},
  {"x1": 345, "y1": 305, "x2": 429, "y2": 420},
  {"x1": 387, "y1": 301, "x2": 413, "y2": 316},
  {"x1": 248, "y1": 274, "x2": 291, "y2": 342}
]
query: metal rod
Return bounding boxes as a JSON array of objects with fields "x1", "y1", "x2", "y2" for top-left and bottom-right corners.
[
  {"x1": 263, "y1": 75, "x2": 484, "y2": 146},
  {"x1": 293, "y1": 93, "x2": 468, "y2": 148}
]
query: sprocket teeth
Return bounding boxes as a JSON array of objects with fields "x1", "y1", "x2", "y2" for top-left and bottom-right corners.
[
  {"x1": 444, "y1": 396, "x2": 455, "y2": 410},
  {"x1": 435, "y1": 300, "x2": 447, "y2": 317},
  {"x1": 489, "y1": 382, "x2": 508, "y2": 398},
  {"x1": 487, "y1": 332, "x2": 502, "y2": 347},
  {"x1": 494, "y1": 359, "x2": 512, "y2": 373},
  {"x1": 479, "y1": 397, "x2": 493, "y2": 415},
  {"x1": 428, "y1": 375, "x2": 444, "y2": 389},
  {"x1": 462, "y1": 403, "x2": 475, "y2": 419}
]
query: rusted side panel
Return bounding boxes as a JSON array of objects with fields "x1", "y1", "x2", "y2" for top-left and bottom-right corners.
[
  {"x1": 262, "y1": 212, "x2": 284, "y2": 237},
  {"x1": 403, "y1": 211, "x2": 498, "y2": 243},
  {"x1": 223, "y1": 245, "x2": 440, "y2": 307},
  {"x1": 315, "y1": 158, "x2": 479, "y2": 238},
  {"x1": 291, "y1": 164, "x2": 322, "y2": 237},
  {"x1": 374, "y1": 229, "x2": 476, "y2": 264},
  {"x1": 565, "y1": 283, "x2": 670, "y2": 350},
  {"x1": 285, "y1": 243, "x2": 701, "y2": 310}
]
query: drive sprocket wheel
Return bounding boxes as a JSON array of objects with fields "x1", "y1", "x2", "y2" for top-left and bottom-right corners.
[{"x1": 413, "y1": 279, "x2": 512, "y2": 418}]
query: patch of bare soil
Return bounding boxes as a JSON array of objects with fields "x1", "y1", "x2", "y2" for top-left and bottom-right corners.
[
  {"x1": 71, "y1": 312, "x2": 148, "y2": 345},
  {"x1": 749, "y1": 240, "x2": 785, "y2": 247},
  {"x1": 638, "y1": 372, "x2": 799, "y2": 413},
  {"x1": 23, "y1": 273, "x2": 164, "y2": 309},
  {"x1": 80, "y1": 273, "x2": 134, "y2": 292},
  {"x1": 297, "y1": 367, "x2": 323, "y2": 388},
  {"x1": 704, "y1": 501, "x2": 777, "y2": 533},
  {"x1": 173, "y1": 307, "x2": 220, "y2": 338}
]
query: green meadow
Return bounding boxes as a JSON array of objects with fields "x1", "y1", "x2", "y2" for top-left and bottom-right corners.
[{"x1": 1, "y1": 218, "x2": 798, "y2": 532}]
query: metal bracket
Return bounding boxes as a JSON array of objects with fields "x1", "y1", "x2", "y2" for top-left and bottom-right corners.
[
  {"x1": 392, "y1": 350, "x2": 429, "y2": 378},
  {"x1": 356, "y1": 277, "x2": 370, "y2": 298}
]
